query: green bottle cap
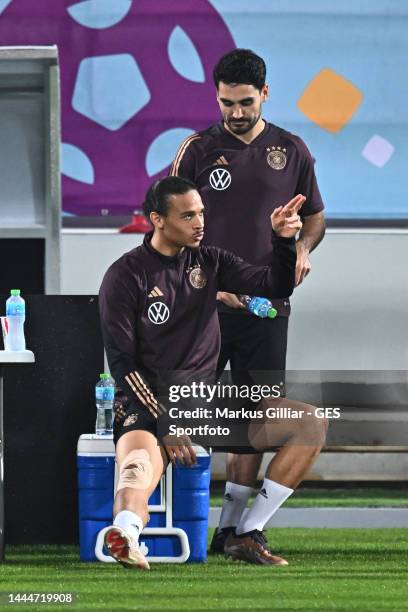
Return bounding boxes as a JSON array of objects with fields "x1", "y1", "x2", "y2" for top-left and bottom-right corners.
[
  {"x1": 10, "y1": 289, "x2": 21, "y2": 296},
  {"x1": 267, "y1": 307, "x2": 278, "y2": 319},
  {"x1": 100, "y1": 373, "x2": 110, "y2": 380}
]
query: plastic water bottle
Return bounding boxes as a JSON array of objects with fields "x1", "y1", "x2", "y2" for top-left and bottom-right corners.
[
  {"x1": 6, "y1": 289, "x2": 26, "y2": 351},
  {"x1": 95, "y1": 373, "x2": 114, "y2": 435},
  {"x1": 238, "y1": 295, "x2": 277, "y2": 319}
]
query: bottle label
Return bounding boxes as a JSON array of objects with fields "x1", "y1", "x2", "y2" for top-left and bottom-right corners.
[
  {"x1": 248, "y1": 296, "x2": 273, "y2": 319},
  {"x1": 6, "y1": 304, "x2": 25, "y2": 316},
  {"x1": 96, "y1": 386, "x2": 115, "y2": 401}
]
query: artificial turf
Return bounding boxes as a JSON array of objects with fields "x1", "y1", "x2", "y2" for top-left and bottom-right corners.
[{"x1": 2, "y1": 529, "x2": 408, "y2": 611}]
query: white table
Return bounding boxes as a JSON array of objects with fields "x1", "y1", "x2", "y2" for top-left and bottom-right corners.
[{"x1": 0, "y1": 350, "x2": 35, "y2": 561}]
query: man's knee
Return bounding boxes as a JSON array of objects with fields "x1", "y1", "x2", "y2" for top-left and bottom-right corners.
[
  {"x1": 300, "y1": 407, "x2": 328, "y2": 446},
  {"x1": 117, "y1": 449, "x2": 153, "y2": 491}
]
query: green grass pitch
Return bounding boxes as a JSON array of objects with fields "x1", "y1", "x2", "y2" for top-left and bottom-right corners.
[
  {"x1": 2, "y1": 529, "x2": 408, "y2": 611},
  {"x1": 211, "y1": 487, "x2": 408, "y2": 508}
]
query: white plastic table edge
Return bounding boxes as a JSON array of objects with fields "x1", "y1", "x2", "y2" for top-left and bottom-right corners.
[{"x1": 0, "y1": 350, "x2": 35, "y2": 363}]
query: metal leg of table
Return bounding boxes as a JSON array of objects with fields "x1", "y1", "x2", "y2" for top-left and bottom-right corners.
[{"x1": 0, "y1": 365, "x2": 4, "y2": 562}]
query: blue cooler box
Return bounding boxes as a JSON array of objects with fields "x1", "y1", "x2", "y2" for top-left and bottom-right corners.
[{"x1": 77, "y1": 434, "x2": 211, "y2": 563}]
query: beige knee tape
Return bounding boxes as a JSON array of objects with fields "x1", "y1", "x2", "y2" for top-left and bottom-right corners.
[{"x1": 117, "y1": 449, "x2": 153, "y2": 491}]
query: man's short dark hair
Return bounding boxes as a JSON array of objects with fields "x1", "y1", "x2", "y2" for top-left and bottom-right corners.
[
  {"x1": 143, "y1": 176, "x2": 197, "y2": 218},
  {"x1": 213, "y1": 49, "x2": 266, "y2": 91}
]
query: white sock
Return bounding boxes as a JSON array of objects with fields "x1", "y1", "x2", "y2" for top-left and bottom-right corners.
[
  {"x1": 113, "y1": 510, "x2": 144, "y2": 543},
  {"x1": 236, "y1": 478, "x2": 293, "y2": 535},
  {"x1": 218, "y1": 482, "x2": 253, "y2": 530}
]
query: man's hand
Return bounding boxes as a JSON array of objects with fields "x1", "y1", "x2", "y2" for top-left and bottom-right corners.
[
  {"x1": 163, "y1": 433, "x2": 197, "y2": 467},
  {"x1": 296, "y1": 241, "x2": 311, "y2": 286},
  {"x1": 216, "y1": 292, "x2": 245, "y2": 309},
  {"x1": 271, "y1": 194, "x2": 305, "y2": 238}
]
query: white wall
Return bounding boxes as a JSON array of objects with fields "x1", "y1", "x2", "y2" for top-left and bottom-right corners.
[
  {"x1": 287, "y1": 230, "x2": 408, "y2": 370},
  {"x1": 61, "y1": 229, "x2": 408, "y2": 371}
]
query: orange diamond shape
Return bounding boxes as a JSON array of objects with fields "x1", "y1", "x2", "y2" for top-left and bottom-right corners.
[{"x1": 297, "y1": 68, "x2": 363, "y2": 133}]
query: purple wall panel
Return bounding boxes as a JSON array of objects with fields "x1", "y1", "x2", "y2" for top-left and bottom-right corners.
[{"x1": 0, "y1": 1, "x2": 234, "y2": 216}]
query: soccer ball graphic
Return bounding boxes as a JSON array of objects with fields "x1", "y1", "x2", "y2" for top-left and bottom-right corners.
[{"x1": 0, "y1": 0, "x2": 234, "y2": 216}]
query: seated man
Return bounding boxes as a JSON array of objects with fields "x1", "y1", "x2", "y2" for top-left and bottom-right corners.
[{"x1": 98, "y1": 176, "x2": 327, "y2": 569}]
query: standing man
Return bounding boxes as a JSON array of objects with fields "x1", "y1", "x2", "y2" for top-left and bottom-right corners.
[{"x1": 170, "y1": 48, "x2": 326, "y2": 552}]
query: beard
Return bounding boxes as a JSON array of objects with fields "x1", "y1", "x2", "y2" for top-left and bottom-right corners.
[{"x1": 225, "y1": 111, "x2": 261, "y2": 135}]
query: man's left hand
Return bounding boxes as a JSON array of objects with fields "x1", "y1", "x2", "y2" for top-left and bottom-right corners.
[
  {"x1": 296, "y1": 242, "x2": 311, "y2": 286},
  {"x1": 271, "y1": 194, "x2": 305, "y2": 238}
]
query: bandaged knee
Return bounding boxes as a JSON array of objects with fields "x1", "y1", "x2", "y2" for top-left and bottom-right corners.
[{"x1": 117, "y1": 449, "x2": 153, "y2": 491}]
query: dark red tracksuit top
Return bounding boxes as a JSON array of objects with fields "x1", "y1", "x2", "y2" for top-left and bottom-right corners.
[
  {"x1": 99, "y1": 231, "x2": 296, "y2": 420},
  {"x1": 170, "y1": 121, "x2": 324, "y2": 317}
]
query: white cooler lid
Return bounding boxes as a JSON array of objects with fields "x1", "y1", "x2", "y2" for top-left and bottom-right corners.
[
  {"x1": 77, "y1": 434, "x2": 210, "y2": 457},
  {"x1": 77, "y1": 433, "x2": 115, "y2": 456}
]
